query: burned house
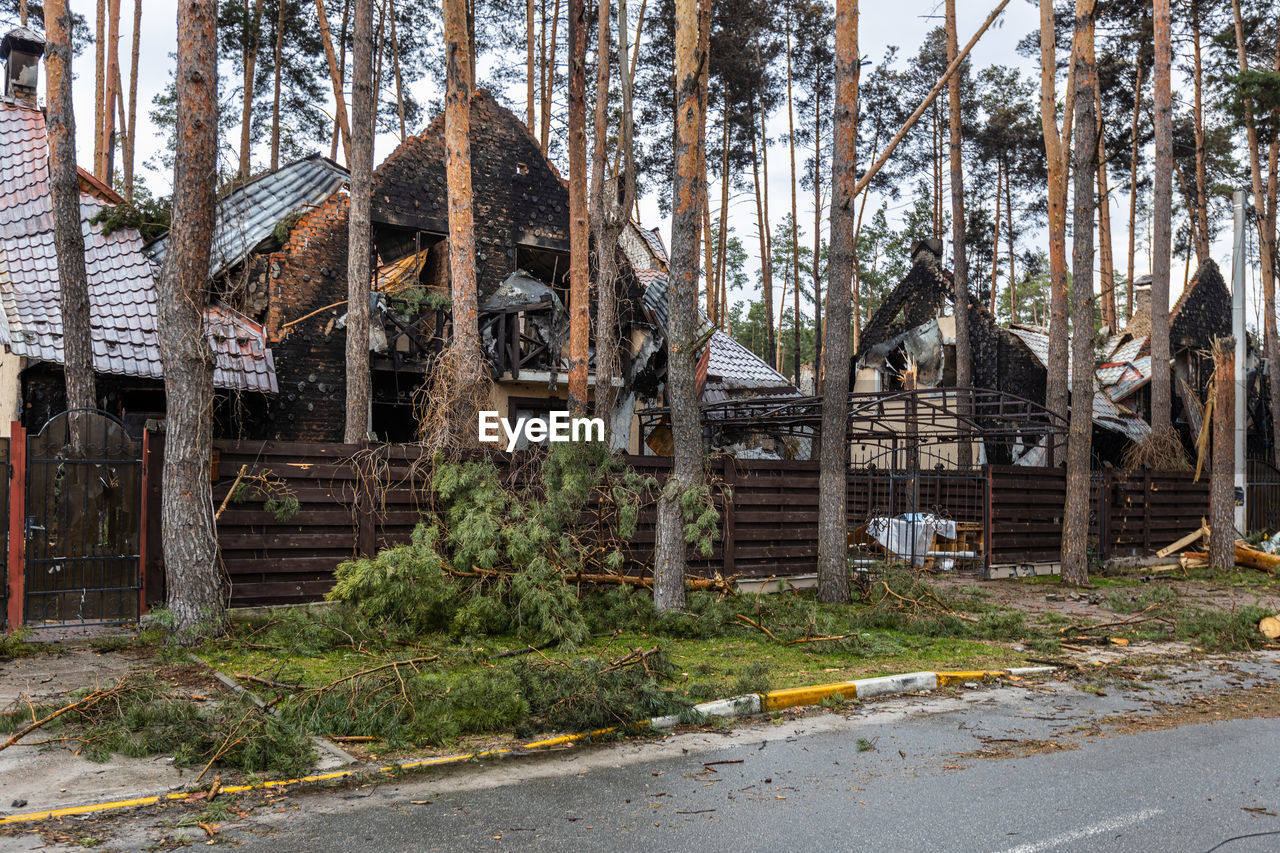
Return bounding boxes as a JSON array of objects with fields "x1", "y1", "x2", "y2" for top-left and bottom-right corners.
[
  {"x1": 0, "y1": 29, "x2": 277, "y2": 436},
  {"x1": 854, "y1": 240, "x2": 1046, "y2": 403},
  {"x1": 195, "y1": 89, "x2": 792, "y2": 448}
]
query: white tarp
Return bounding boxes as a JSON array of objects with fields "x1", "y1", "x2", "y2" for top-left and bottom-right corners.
[{"x1": 866, "y1": 513, "x2": 957, "y2": 567}]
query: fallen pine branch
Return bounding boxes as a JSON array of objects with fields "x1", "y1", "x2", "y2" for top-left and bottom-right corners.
[{"x1": 0, "y1": 676, "x2": 136, "y2": 753}]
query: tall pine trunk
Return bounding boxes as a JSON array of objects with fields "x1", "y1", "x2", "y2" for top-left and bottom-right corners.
[
  {"x1": 1062, "y1": 0, "x2": 1096, "y2": 586},
  {"x1": 540, "y1": 0, "x2": 561, "y2": 154},
  {"x1": 1209, "y1": 337, "x2": 1236, "y2": 570},
  {"x1": 444, "y1": 0, "x2": 483, "y2": 388},
  {"x1": 567, "y1": 0, "x2": 589, "y2": 410},
  {"x1": 1232, "y1": 0, "x2": 1280, "y2": 467},
  {"x1": 125, "y1": 0, "x2": 141, "y2": 198},
  {"x1": 1006, "y1": 167, "x2": 1016, "y2": 322},
  {"x1": 1039, "y1": 0, "x2": 1074, "y2": 440},
  {"x1": 812, "y1": 90, "x2": 823, "y2": 380},
  {"x1": 945, "y1": 0, "x2": 971, "y2": 469},
  {"x1": 161, "y1": 0, "x2": 222, "y2": 640},
  {"x1": 526, "y1": 0, "x2": 536, "y2": 133},
  {"x1": 270, "y1": 0, "x2": 285, "y2": 169},
  {"x1": 344, "y1": 0, "x2": 373, "y2": 442},
  {"x1": 594, "y1": 0, "x2": 638, "y2": 445},
  {"x1": 1149, "y1": 0, "x2": 1172, "y2": 437},
  {"x1": 1125, "y1": 60, "x2": 1142, "y2": 321},
  {"x1": 654, "y1": 0, "x2": 707, "y2": 614},
  {"x1": 1190, "y1": 7, "x2": 1210, "y2": 264},
  {"x1": 315, "y1": 0, "x2": 351, "y2": 164},
  {"x1": 751, "y1": 89, "x2": 775, "y2": 365},
  {"x1": 817, "y1": 0, "x2": 857, "y2": 605},
  {"x1": 785, "y1": 10, "x2": 801, "y2": 387},
  {"x1": 991, "y1": 161, "x2": 1001, "y2": 313},
  {"x1": 1095, "y1": 83, "x2": 1116, "y2": 330},
  {"x1": 101, "y1": 0, "x2": 121, "y2": 182},
  {"x1": 238, "y1": 0, "x2": 265, "y2": 180},
  {"x1": 45, "y1": 0, "x2": 97, "y2": 437},
  {"x1": 94, "y1": 0, "x2": 105, "y2": 179}
]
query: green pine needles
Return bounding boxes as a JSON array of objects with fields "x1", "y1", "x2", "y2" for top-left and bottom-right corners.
[{"x1": 329, "y1": 442, "x2": 664, "y2": 648}]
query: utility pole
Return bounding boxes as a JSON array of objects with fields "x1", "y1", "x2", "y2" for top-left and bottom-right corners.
[{"x1": 1232, "y1": 189, "x2": 1247, "y2": 534}]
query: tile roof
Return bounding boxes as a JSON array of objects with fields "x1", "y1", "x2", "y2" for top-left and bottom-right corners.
[
  {"x1": 0, "y1": 101, "x2": 275, "y2": 392},
  {"x1": 635, "y1": 225, "x2": 668, "y2": 266},
  {"x1": 149, "y1": 153, "x2": 348, "y2": 280},
  {"x1": 639, "y1": 270, "x2": 798, "y2": 401},
  {"x1": 204, "y1": 304, "x2": 278, "y2": 393}
]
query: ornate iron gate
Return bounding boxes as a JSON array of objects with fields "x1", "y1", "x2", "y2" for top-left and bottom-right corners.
[{"x1": 22, "y1": 410, "x2": 142, "y2": 628}]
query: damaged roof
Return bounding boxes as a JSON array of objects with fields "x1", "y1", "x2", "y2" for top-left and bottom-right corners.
[
  {"x1": 149, "y1": 153, "x2": 348, "y2": 280},
  {"x1": 0, "y1": 101, "x2": 276, "y2": 392},
  {"x1": 639, "y1": 269, "x2": 798, "y2": 402}
]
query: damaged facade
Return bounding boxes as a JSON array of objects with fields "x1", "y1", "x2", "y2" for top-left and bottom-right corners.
[
  {"x1": 192, "y1": 90, "x2": 793, "y2": 446},
  {"x1": 855, "y1": 238, "x2": 1259, "y2": 467}
]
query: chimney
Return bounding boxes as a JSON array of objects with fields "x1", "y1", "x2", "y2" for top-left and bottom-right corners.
[
  {"x1": 1128, "y1": 276, "x2": 1152, "y2": 336},
  {"x1": 0, "y1": 28, "x2": 45, "y2": 103}
]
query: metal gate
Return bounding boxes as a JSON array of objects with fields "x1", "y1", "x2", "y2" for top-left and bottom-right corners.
[{"x1": 21, "y1": 410, "x2": 142, "y2": 628}]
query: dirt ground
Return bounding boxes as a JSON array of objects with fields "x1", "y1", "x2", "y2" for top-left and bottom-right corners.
[{"x1": 932, "y1": 571, "x2": 1280, "y2": 620}]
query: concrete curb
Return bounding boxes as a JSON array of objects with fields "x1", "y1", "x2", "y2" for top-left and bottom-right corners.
[{"x1": 0, "y1": 666, "x2": 1055, "y2": 826}]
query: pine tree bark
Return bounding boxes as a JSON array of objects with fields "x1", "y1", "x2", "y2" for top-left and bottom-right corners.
[
  {"x1": 1039, "y1": 0, "x2": 1076, "y2": 444},
  {"x1": 817, "y1": 0, "x2": 857, "y2": 606},
  {"x1": 124, "y1": 0, "x2": 141, "y2": 199},
  {"x1": 1150, "y1": 0, "x2": 1172, "y2": 437},
  {"x1": 566, "y1": 0, "x2": 589, "y2": 411},
  {"x1": 343, "y1": 0, "x2": 373, "y2": 443},
  {"x1": 654, "y1": 0, "x2": 707, "y2": 614},
  {"x1": 1210, "y1": 336, "x2": 1236, "y2": 570},
  {"x1": 315, "y1": 0, "x2": 352, "y2": 164},
  {"x1": 45, "y1": 0, "x2": 97, "y2": 440},
  {"x1": 1232, "y1": 0, "x2": 1280, "y2": 468},
  {"x1": 444, "y1": 0, "x2": 483, "y2": 389},
  {"x1": 1062, "y1": 0, "x2": 1096, "y2": 586},
  {"x1": 991, "y1": 161, "x2": 1001, "y2": 313},
  {"x1": 161, "y1": 0, "x2": 223, "y2": 640},
  {"x1": 715, "y1": 114, "x2": 730, "y2": 329}
]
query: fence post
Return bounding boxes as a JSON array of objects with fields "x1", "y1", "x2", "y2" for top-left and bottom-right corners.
[
  {"x1": 356, "y1": 441, "x2": 376, "y2": 558},
  {"x1": 1143, "y1": 469, "x2": 1152, "y2": 551},
  {"x1": 721, "y1": 459, "x2": 735, "y2": 578},
  {"x1": 984, "y1": 465, "x2": 993, "y2": 575},
  {"x1": 6, "y1": 421, "x2": 25, "y2": 632}
]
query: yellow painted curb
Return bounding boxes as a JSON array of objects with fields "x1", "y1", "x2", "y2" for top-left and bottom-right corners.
[
  {"x1": 935, "y1": 670, "x2": 1007, "y2": 687},
  {"x1": 0, "y1": 729, "x2": 612, "y2": 826},
  {"x1": 762, "y1": 682, "x2": 860, "y2": 712}
]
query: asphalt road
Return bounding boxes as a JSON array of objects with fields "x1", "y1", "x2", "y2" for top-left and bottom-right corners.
[{"x1": 218, "y1": 658, "x2": 1280, "y2": 853}]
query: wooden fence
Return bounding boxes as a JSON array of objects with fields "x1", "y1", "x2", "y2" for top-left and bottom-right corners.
[{"x1": 138, "y1": 436, "x2": 1216, "y2": 609}]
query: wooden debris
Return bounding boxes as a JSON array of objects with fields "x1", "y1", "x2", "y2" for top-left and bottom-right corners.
[
  {"x1": 1260, "y1": 616, "x2": 1280, "y2": 640},
  {"x1": 1181, "y1": 541, "x2": 1280, "y2": 573},
  {"x1": 1156, "y1": 526, "x2": 1209, "y2": 558}
]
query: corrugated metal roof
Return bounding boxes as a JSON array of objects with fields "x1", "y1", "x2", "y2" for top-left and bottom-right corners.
[
  {"x1": 0, "y1": 101, "x2": 275, "y2": 392},
  {"x1": 149, "y1": 153, "x2": 348, "y2": 280},
  {"x1": 639, "y1": 269, "x2": 797, "y2": 400}
]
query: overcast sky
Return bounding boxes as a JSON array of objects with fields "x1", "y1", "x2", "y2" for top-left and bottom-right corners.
[{"x1": 53, "y1": 0, "x2": 1251, "y2": 324}]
